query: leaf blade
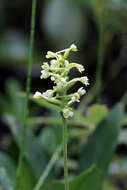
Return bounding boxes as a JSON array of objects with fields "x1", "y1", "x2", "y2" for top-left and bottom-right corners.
[
  {"x1": 53, "y1": 165, "x2": 100, "y2": 190},
  {"x1": 79, "y1": 103, "x2": 125, "y2": 179}
]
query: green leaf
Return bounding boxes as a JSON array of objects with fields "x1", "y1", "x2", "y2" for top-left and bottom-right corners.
[
  {"x1": 79, "y1": 103, "x2": 125, "y2": 179},
  {"x1": 39, "y1": 125, "x2": 62, "y2": 155},
  {"x1": 3, "y1": 115, "x2": 49, "y2": 177},
  {"x1": 19, "y1": 161, "x2": 36, "y2": 190},
  {"x1": 0, "y1": 152, "x2": 16, "y2": 183},
  {"x1": 1, "y1": 80, "x2": 54, "y2": 177},
  {"x1": 85, "y1": 104, "x2": 108, "y2": 126},
  {"x1": 53, "y1": 165, "x2": 100, "y2": 190},
  {"x1": 27, "y1": 104, "x2": 107, "y2": 130},
  {"x1": 0, "y1": 79, "x2": 25, "y2": 120},
  {"x1": 27, "y1": 115, "x2": 89, "y2": 128},
  {"x1": 6, "y1": 79, "x2": 25, "y2": 120},
  {"x1": 0, "y1": 168, "x2": 13, "y2": 190}
]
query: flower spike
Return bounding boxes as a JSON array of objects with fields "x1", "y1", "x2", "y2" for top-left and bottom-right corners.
[{"x1": 34, "y1": 44, "x2": 89, "y2": 118}]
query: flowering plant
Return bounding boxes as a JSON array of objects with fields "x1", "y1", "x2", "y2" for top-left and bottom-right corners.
[
  {"x1": 34, "y1": 44, "x2": 89, "y2": 118},
  {"x1": 33, "y1": 44, "x2": 89, "y2": 190}
]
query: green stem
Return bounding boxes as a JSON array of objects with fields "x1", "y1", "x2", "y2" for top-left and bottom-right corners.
[
  {"x1": 95, "y1": 0, "x2": 105, "y2": 102},
  {"x1": 14, "y1": 0, "x2": 37, "y2": 189},
  {"x1": 33, "y1": 145, "x2": 62, "y2": 190},
  {"x1": 61, "y1": 113, "x2": 69, "y2": 190}
]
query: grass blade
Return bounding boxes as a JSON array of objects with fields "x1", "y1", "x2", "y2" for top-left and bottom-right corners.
[{"x1": 15, "y1": 0, "x2": 37, "y2": 189}]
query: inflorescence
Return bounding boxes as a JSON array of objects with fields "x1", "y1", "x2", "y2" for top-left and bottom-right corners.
[{"x1": 34, "y1": 44, "x2": 89, "y2": 118}]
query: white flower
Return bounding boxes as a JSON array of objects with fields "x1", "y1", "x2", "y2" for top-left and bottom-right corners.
[
  {"x1": 65, "y1": 60, "x2": 69, "y2": 66},
  {"x1": 42, "y1": 90, "x2": 54, "y2": 99},
  {"x1": 46, "y1": 51, "x2": 56, "y2": 59},
  {"x1": 70, "y1": 44, "x2": 77, "y2": 52},
  {"x1": 67, "y1": 63, "x2": 84, "y2": 73},
  {"x1": 78, "y1": 65, "x2": 85, "y2": 73},
  {"x1": 50, "y1": 59, "x2": 59, "y2": 69},
  {"x1": 50, "y1": 59, "x2": 57, "y2": 64},
  {"x1": 40, "y1": 70, "x2": 50, "y2": 79},
  {"x1": 56, "y1": 77, "x2": 66, "y2": 88},
  {"x1": 80, "y1": 76, "x2": 89, "y2": 86},
  {"x1": 63, "y1": 108, "x2": 74, "y2": 118},
  {"x1": 33, "y1": 91, "x2": 43, "y2": 98},
  {"x1": 54, "y1": 74, "x2": 60, "y2": 78},
  {"x1": 78, "y1": 87, "x2": 86, "y2": 96},
  {"x1": 50, "y1": 64, "x2": 57, "y2": 69},
  {"x1": 51, "y1": 76, "x2": 55, "y2": 81},
  {"x1": 71, "y1": 93, "x2": 80, "y2": 102},
  {"x1": 41, "y1": 62, "x2": 49, "y2": 70}
]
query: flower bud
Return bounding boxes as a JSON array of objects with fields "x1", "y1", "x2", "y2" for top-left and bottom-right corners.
[
  {"x1": 80, "y1": 76, "x2": 89, "y2": 86},
  {"x1": 51, "y1": 76, "x2": 55, "y2": 81},
  {"x1": 63, "y1": 108, "x2": 74, "y2": 118},
  {"x1": 46, "y1": 51, "x2": 56, "y2": 58},
  {"x1": 71, "y1": 93, "x2": 80, "y2": 102},
  {"x1": 33, "y1": 91, "x2": 43, "y2": 98},
  {"x1": 42, "y1": 90, "x2": 54, "y2": 99},
  {"x1": 40, "y1": 70, "x2": 50, "y2": 79},
  {"x1": 41, "y1": 62, "x2": 49, "y2": 70},
  {"x1": 78, "y1": 87, "x2": 86, "y2": 96},
  {"x1": 78, "y1": 65, "x2": 85, "y2": 73},
  {"x1": 70, "y1": 44, "x2": 77, "y2": 52},
  {"x1": 65, "y1": 60, "x2": 69, "y2": 66}
]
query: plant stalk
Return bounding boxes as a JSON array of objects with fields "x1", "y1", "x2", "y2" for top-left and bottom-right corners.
[
  {"x1": 61, "y1": 113, "x2": 69, "y2": 190},
  {"x1": 95, "y1": 0, "x2": 105, "y2": 102},
  {"x1": 14, "y1": 0, "x2": 37, "y2": 189}
]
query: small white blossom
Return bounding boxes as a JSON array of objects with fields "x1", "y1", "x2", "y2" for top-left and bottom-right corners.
[
  {"x1": 41, "y1": 62, "x2": 49, "y2": 70},
  {"x1": 78, "y1": 87, "x2": 86, "y2": 96},
  {"x1": 54, "y1": 74, "x2": 60, "y2": 78},
  {"x1": 70, "y1": 44, "x2": 77, "y2": 52},
  {"x1": 42, "y1": 90, "x2": 54, "y2": 99},
  {"x1": 46, "y1": 51, "x2": 56, "y2": 59},
  {"x1": 33, "y1": 91, "x2": 43, "y2": 98},
  {"x1": 67, "y1": 63, "x2": 84, "y2": 73},
  {"x1": 80, "y1": 76, "x2": 89, "y2": 86},
  {"x1": 63, "y1": 108, "x2": 74, "y2": 118},
  {"x1": 50, "y1": 59, "x2": 60, "y2": 68},
  {"x1": 65, "y1": 60, "x2": 69, "y2": 66},
  {"x1": 56, "y1": 77, "x2": 66, "y2": 88},
  {"x1": 51, "y1": 76, "x2": 55, "y2": 81},
  {"x1": 78, "y1": 65, "x2": 85, "y2": 73},
  {"x1": 71, "y1": 93, "x2": 80, "y2": 102},
  {"x1": 40, "y1": 70, "x2": 50, "y2": 79},
  {"x1": 50, "y1": 64, "x2": 57, "y2": 69},
  {"x1": 50, "y1": 59, "x2": 57, "y2": 64},
  {"x1": 68, "y1": 111, "x2": 74, "y2": 117}
]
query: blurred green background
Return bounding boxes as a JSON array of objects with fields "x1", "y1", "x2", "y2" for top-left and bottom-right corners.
[{"x1": 1, "y1": 0, "x2": 127, "y2": 190}]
